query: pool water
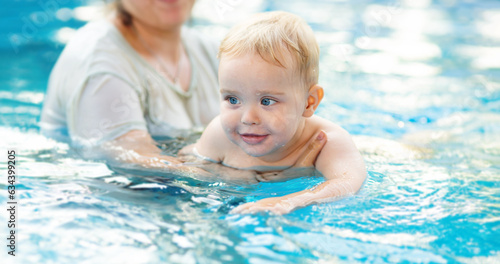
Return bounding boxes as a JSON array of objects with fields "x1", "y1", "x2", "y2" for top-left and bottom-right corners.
[{"x1": 1, "y1": 0, "x2": 500, "y2": 263}]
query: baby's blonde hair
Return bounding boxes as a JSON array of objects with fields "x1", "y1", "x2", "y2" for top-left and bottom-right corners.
[{"x1": 219, "y1": 11, "x2": 319, "y2": 89}]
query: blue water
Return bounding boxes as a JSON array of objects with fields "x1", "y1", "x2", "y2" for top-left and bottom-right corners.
[{"x1": 1, "y1": 0, "x2": 500, "y2": 263}]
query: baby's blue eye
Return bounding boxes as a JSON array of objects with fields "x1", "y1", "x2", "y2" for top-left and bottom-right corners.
[
  {"x1": 261, "y1": 98, "x2": 277, "y2": 106},
  {"x1": 227, "y1": 96, "x2": 240, "y2": 105}
]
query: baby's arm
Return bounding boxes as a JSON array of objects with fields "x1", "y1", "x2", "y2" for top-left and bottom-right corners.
[{"x1": 231, "y1": 128, "x2": 366, "y2": 215}]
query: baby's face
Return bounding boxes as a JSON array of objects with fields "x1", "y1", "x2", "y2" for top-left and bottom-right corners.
[{"x1": 218, "y1": 53, "x2": 308, "y2": 159}]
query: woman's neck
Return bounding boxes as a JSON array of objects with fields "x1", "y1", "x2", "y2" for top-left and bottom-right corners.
[{"x1": 113, "y1": 16, "x2": 183, "y2": 60}]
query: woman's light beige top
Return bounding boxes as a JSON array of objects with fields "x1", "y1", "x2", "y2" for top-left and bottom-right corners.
[{"x1": 40, "y1": 20, "x2": 220, "y2": 148}]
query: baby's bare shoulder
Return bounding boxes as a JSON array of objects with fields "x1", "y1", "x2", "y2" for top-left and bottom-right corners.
[
  {"x1": 194, "y1": 116, "x2": 231, "y2": 162},
  {"x1": 308, "y1": 115, "x2": 350, "y2": 138}
]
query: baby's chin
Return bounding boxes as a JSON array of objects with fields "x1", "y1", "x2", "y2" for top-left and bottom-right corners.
[
  {"x1": 240, "y1": 144, "x2": 287, "y2": 160},
  {"x1": 241, "y1": 148, "x2": 271, "y2": 158},
  {"x1": 229, "y1": 135, "x2": 288, "y2": 159}
]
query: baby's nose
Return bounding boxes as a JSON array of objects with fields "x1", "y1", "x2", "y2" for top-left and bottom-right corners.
[{"x1": 241, "y1": 106, "x2": 260, "y2": 125}]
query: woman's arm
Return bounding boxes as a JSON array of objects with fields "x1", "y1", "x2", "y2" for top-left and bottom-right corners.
[
  {"x1": 102, "y1": 130, "x2": 181, "y2": 167},
  {"x1": 72, "y1": 75, "x2": 212, "y2": 175},
  {"x1": 99, "y1": 130, "x2": 218, "y2": 177}
]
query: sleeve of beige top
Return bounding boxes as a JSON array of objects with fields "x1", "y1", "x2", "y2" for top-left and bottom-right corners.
[{"x1": 71, "y1": 74, "x2": 148, "y2": 148}]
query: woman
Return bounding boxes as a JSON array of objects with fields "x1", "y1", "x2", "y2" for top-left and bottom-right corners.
[
  {"x1": 41, "y1": 0, "x2": 219, "y2": 166},
  {"x1": 41, "y1": 0, "x2": 325, "y2": 175}
]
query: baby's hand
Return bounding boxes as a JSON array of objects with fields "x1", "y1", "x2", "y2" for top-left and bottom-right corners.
[{"x1": 230, "y1": 197, "x2": 295, "y2": 215}]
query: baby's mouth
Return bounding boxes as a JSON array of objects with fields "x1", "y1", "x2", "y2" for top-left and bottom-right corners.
[{"x1": 239, "y1": 133, "x2": 268, "y2": 145}]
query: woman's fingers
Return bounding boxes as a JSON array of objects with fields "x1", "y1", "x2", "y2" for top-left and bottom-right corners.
[
  {"x1": 254, "y1": 131, "x2": 327, "y2": 181},
  {"x1": 158, "y1": 155, "x2": 183, "y2": 165},
  {"x1": 173, "y1": 164, "x2": 214, "y2": 178},
  {"x1": 294, "y1": 130, "x2": 327, "y2": 167}
]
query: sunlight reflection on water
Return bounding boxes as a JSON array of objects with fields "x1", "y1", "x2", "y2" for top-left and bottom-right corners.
[{"x1": 1, "y1": 0, "x2": 499, "y2": 263}]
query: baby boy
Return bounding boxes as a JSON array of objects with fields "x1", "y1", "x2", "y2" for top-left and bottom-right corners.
[{"x1": 180, "y1": 11, "x2": 366, "y2": 214}]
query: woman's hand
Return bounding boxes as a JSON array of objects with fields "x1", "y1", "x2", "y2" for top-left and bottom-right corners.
[
  {"x1": 178, "y1": 130, "x2": 328, "y2": 184},
  {"x1": 254, "y1": 130, "x2": 327, "y2": 182}
]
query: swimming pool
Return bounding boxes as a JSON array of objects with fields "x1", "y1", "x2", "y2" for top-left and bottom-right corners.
[{"x1": 1, "y1": 0, "x2": 499, "y2": 263}]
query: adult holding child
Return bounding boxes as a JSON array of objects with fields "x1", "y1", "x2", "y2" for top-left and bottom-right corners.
[{"x1": 41, "y1": 0, "x2": 326, "y2": 177}]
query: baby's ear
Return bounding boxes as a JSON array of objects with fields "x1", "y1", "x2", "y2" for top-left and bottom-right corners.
[{"x1": 303, "y1": 85, "x2": 324, "y2": 117}]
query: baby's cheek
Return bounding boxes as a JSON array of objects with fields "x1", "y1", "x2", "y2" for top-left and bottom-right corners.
[
  {"x1": 273, "y1": 114, "x2": 289, "y2": 130},
  {"x1": 218, "y1": 116, "x2": 233, "y2": 137},
  {"x1": 219, "y1": 112, "x2": 234, "y2": 127},
  {"x1": 221, "y1": 122, "x2": 234, "y2": 137},
  {"x1": 275, "y1": 113, "x2": 298, "y2": 137}
]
